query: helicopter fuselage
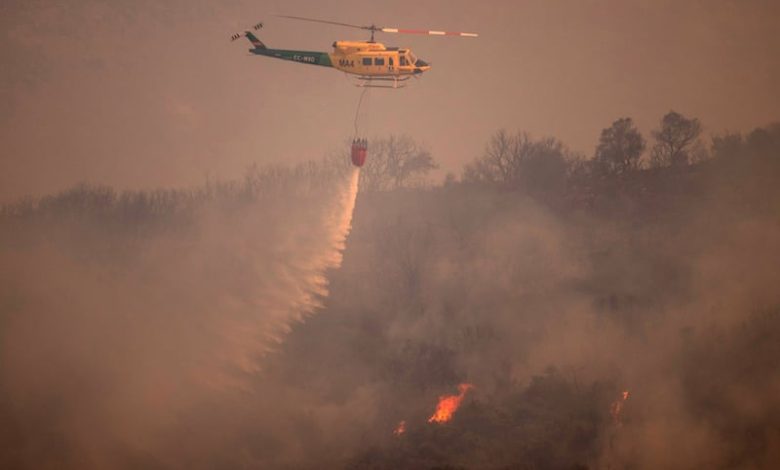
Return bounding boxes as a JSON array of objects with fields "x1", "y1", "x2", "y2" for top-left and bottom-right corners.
[
  {"x1": 329, "y1": 41, "x2": 430, "y2": 76},
  {"x1": 248, "y1": 37, "x2": 430, "y2": 77}
]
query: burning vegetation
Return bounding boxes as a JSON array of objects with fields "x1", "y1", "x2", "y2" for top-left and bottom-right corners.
[
  {"x1": 428, "y1": 383, "x2": 474, "y2": 424},
  {"x1": 393, "y1": 420, "x2": 406, "y2": 436},
  {"x1": 609, "y1": 390, "x2": 630, "y2": 425}
]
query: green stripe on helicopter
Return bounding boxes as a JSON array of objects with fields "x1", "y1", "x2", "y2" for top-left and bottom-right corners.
[
  {"x1": 251, "y1": 47, "x2": 333, "y2": 67},
  {"x1": 243, "y1": 31, "x2": 332, "y2": 67}
]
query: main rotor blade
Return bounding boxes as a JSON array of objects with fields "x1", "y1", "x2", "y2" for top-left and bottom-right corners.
[
  {"x1": 275, "y1": 15, "x2": 478, "y2": 38},
  {"x1": 275, "y1": 15, "x2": 372, "y2": 31},
  {"x1": 380, "y1": 27, "x2": 478, "y2": 38}
]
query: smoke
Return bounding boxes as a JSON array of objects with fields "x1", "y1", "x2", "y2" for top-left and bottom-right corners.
[
  {"x1": 3, "y1": 134, "x2": 780, "y2": 469},
  {"x1": 268, "y1": 149, "x2": 780, "y2": 468},
  {"x1": 0, "y1": 166, "x2": 360, "y2": 468}
]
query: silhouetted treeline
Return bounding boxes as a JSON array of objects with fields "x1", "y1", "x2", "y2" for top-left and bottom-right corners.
[
  {"x1": 462, "y1": 114, "x2": 779, "y2": 216},
  {"x1": 5, "y1": 117, "x2": 776, "y2": 226}
]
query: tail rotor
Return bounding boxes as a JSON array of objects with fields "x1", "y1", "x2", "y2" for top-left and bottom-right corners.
[{"x1": 229, "y1": 21, "x2": 264, "y2": 42}]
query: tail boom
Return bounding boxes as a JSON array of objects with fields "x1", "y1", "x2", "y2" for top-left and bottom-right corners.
[
  {"x1": 251, "y1": 46, "x2": 333, "y2": 68},
  {"x1": 232, "y1": 25, "x2": 332, "y2": 68}
]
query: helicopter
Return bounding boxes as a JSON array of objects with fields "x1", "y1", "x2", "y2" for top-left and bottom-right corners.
[{"x1": 231, "y1": 16, "x2": 478, "y2": 88}]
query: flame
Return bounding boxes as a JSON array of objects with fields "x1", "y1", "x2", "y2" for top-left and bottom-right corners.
[
  {"x1": 610, "y1": 390, "x2": 630, "y2": 425},
  {"x1": 393, "y1": 420, "x2": 406, "y2": 436},
  {"x1": 428, "y1": 383, "x2": 474, "y2": 424}
]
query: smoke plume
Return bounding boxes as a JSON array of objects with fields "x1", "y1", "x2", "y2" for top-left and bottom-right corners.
[
  {"x1": 2, "y1": 129, "x2": 780, "y2": 469},
  {"x1": 0, "y1": 166, "x2": 360, "y2": 468}
]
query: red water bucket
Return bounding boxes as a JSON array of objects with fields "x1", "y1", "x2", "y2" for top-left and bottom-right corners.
[{"x1": 351, "y1": 139, "x2": 367, "y2": 167}]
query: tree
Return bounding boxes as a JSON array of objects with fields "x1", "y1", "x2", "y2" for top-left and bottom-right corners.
[
  {"x1": 462, "y1": 129, "x2": 516, "y2": 185},
  {"x1": 745, "y1": 123, "x2": 780, "y2": 160},
  {"x1": 463, "y1": 130, "x2": 569, "y2": 197},
  {"x1": 650, "y1": 111, "x2": 702, "y2": 167},
  {"x1": 594, "y1": 118, "x2": 645, "y2": 175},
  {"x1": 321, "y1": 135, "x2": 437, "y2": 192},
  {"x1": 710, "y1": 132, "x2": 743, "y2": 161},
  {"x1": 359, "y1": 135, "x2": 438, "y2": 192}
]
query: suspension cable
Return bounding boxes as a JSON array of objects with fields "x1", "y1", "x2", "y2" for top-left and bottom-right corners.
[{"x1": 353, "y1": 86, "x2": 370, "y2": 138}]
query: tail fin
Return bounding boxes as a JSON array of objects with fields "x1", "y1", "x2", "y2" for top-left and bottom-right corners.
[
  {"x1": 229, "y1": 22, "x2": 266, "y2": 49},
  {"x1": 245, "y1": 31, "x2": 266, "y2": 49}
]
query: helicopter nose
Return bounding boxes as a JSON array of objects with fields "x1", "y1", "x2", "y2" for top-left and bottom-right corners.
[{"x1": 413, "y1": 58, "x2": 431, "y2": 74}]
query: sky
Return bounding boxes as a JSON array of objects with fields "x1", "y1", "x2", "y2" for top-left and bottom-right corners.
[{"x1": 1, "y1": 0, "x2": 779, "y2": 201}]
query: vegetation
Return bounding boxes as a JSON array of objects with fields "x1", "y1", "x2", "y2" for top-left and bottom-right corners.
[
  {"x1": 593, "y1": 117, "x2": 645, "y2": 176},
  {"x1": 649, "y1": 111, "x2": 703, "y2": 167},
  {"x1": 462, "y1": 130, "x2": 573, "y2": 197},
  {"x1": 1, "y1": 117, "x2": 779, "y2": 469}
]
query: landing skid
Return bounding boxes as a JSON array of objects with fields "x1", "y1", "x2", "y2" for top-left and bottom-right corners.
[{"x1": 349, "y1": 75, "x2": 412, "y2": 89}]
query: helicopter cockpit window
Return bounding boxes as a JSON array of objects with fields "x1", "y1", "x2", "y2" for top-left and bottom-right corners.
[
  {"x1": 374, "y1": 57, "x2": 385, "y2": 66},
  {"x1": 399, "y1": 56, "x2": 408, "y2": 66},
  {"x1": 362, "y1": 57, "x2": 372, "y2": 66},
  {"x1": 408, "y1": 52, "x2": 418, "y2": 64}
]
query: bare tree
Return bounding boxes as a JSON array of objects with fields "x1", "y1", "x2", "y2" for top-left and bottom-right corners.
[
  {"x1": 594, "y1": 118, "x2": 645, "y2": 175},
  {"x1": 463, "y1": 130, "x2": 569, "y2": 196},
  {"x1": 358, "y1": 135, "x2": 437, "y2": 192},
  {"x1": 462, "y1": 129, "x2": 515, "y2": 185},
  {"x1": 650, "y1": 111, "x2": 702, "y2": 168}
]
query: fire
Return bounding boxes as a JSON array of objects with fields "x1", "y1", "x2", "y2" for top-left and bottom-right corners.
[
  {"x1": 393, "y1": 420, "x2": 406, "y2": 436},
  {"x1": 428, "y1": 383, "x2": 474, "y2": 424},
  {"x1": 610, "y1": 390, "x2": 630, "y2": 425}
]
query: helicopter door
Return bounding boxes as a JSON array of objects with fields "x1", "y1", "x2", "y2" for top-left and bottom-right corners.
[{"x1": 388, "y1": 56, "x2": 394, "y2": 72}]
